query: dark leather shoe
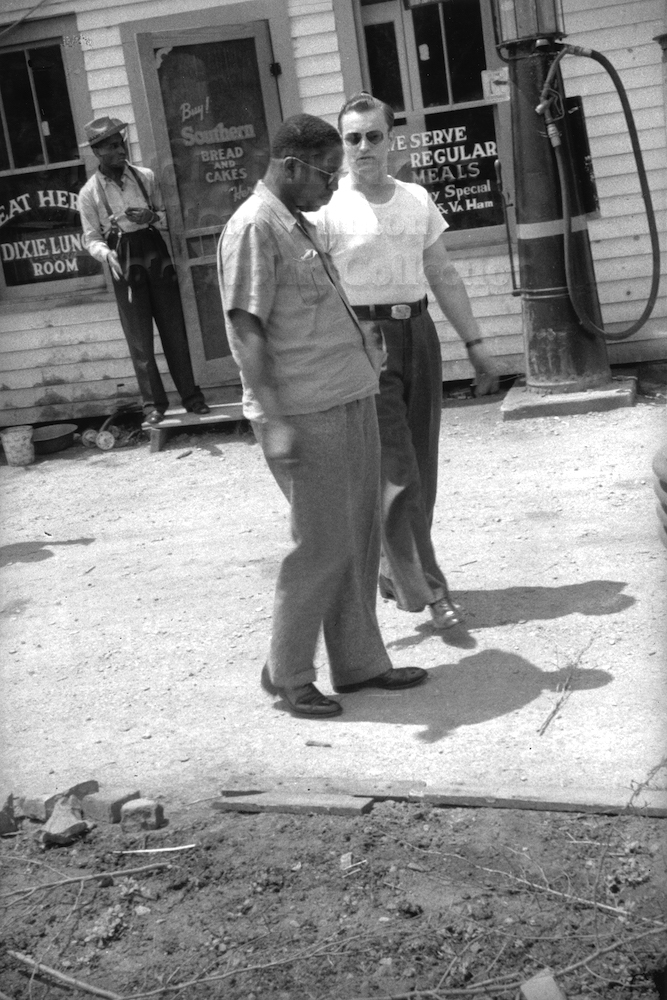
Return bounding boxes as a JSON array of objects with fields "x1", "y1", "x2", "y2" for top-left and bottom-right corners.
[
  {"x1": 429, "y1": 597, "x2": 463, "y2": 629},
  {"x1": 261, "y1": 664, "x2": 342, "y2": 718},
  {"x1": 145, "y1": 410, "x2": 164, "y2": 426},
  {"x1": 334, "y1": 666, "x2": 427, "y2": 694},
  {"x1": 188, "y1": 402, "x2": 210, "y2": 415}
]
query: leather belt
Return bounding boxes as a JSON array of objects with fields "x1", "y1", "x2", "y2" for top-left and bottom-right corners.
[{"x1": 352, "y1": 297, "x2": 427, "y2": 321}]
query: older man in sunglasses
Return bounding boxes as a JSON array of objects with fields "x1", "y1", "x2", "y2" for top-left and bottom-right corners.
[
  {"x1": 310, "y1": 93, "x2": 500, "y2": 632},
  {"x1": 218, "y1": 113, "x2": 426, "y2": 719}
]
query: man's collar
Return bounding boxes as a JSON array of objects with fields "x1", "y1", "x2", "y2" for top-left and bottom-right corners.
[
  {"x1": 254, "y1": 179, "x2": 299, "y2": 230},
  {"x1": 97, "y1": 165, "x2": 129, "y2": 185}
]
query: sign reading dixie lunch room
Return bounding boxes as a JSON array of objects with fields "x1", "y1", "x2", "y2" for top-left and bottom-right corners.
[
  {"x1": 0, "y1": 167, "x2": 101, "y2": 286},
  {"x1": 389, "y1": 106, "x2": 503, "y2": 231},
  {"x1": 157, "y1": 38, "x2": 271, "y2": 231}
]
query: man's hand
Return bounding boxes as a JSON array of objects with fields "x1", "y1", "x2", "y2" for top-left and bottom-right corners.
[
  {"x1": 359, "y1": 320, "x2": 386, "y2": 378},
  {"x1": 263, "y1": 418, "x2": 298, "y2": 464},
  {"x1": 106, "y1": 250, "x2": 123, "y2": 281},
  {"x1": 468, "y1": 341, "x2": 501, "y2": 396},
  {"x1": 125, "y1": 207, "x2": 155, "y2": 225}
]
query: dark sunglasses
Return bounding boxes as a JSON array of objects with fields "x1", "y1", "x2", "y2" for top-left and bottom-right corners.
[{"x1": 343, "y1": 130, "x2": 385, "y2": 146}]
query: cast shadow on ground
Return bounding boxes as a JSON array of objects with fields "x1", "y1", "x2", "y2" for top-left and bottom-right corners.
[
  {"x1": 386, "y1": 620, "x2": 477, "y2": 652},
  {"x1": 329, "y1": 649, "x2": 612, "y2": 743},
  {"x1": 0, "y1": 537, "x2": 95, "y2": 567},
  {"x1": 450, "y1": 580, "x2": 631, "y2": 629},
  {"x1": 386, "y1": 580, "x2": 633, "y2": 653}
]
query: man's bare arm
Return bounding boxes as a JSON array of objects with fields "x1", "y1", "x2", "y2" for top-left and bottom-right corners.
[
  {"x1": 423, "y1": 234, "x2": 500, "y2": 395},
  {"x1": 226, "y1": 308, "x2": 297, "y2": 461}
]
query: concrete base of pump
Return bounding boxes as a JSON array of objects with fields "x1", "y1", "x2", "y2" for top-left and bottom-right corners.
[{"x1": 500, "y1": 376, "x2": 636, "y2": 420}]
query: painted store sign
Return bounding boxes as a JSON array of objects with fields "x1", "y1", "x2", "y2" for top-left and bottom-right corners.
[
  {"x1": 156, "y1": 37, "x2": 271, "y2": 231},
  {"x1": 389, "y1": 106, "x2": 504, "y2": 230},
  {"x1": 0, "y1": 166, "x2": 102, "y2": 285}
]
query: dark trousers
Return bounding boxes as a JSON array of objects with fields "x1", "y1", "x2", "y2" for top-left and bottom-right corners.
[
  {"x1": 372, "y1": 308, "x2": 450, "y2": 612},
  {"x1": 111, "y1": 228, "x2": 204, "y2": 414}
]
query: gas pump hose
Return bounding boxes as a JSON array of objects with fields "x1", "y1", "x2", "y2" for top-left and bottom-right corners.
[{"x1": 538, "y1": 44, "x2": 660, "y2": 341}]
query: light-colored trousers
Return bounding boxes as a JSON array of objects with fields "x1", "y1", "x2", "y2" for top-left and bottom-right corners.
[{"x1": 253, "y1": 395, "x2": 393, "y2": 690}]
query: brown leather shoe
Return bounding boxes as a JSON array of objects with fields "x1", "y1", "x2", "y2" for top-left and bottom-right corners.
[
  {"x1": 334, "y1": 666, "x2": 427, "y2": 694},
  {"x1": 144, "y1": 410, "x2": 164, "y2": 426},
  {"x1": 260, "y1": 664, "x2": 342, "y2": 718}
]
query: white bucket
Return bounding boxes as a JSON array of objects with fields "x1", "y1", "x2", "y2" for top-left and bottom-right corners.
[{"x1": 1, "y1": 425, "x2": 35, "y2": 466}]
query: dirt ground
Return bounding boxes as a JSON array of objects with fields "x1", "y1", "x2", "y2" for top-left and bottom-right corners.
[
  {"x1": 1, "y1": 382, "x2": 666, "y2": 997},
  {"x1": 1, "y1": 798, "x2": 666, "y2": 999}
]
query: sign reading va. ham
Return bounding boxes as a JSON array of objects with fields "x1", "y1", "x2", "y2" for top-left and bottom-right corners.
[
  {"x1": 0, "y1": 166, "x2": 101, "y2": 285},
  {"x1": 388, "y1": 106, "x2": 504, "y2": 231}
]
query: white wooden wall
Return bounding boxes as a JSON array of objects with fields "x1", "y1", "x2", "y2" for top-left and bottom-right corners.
[
  {"x1": 0, "y1": 0, "x2": 665, "y2": 425},
  {"x1": 561, "y1": 0, "x2": 667, "y2": 363}
]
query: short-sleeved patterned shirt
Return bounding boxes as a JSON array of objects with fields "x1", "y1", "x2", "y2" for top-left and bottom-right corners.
[{"x1": 218, "y1": 181, "x2": 378, "y2": 420}]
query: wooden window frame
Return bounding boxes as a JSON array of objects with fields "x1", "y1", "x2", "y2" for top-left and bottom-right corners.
[
  {"x1": 334, "y1": 0, "x2": 515, "y2": 251},
  {"x1": 0, "y1": 13, "x2": 103, "y2": 302}
]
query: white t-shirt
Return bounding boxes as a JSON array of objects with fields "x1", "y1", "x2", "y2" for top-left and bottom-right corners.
[{"x1": 311, "y1": 176, "x2": 448, "y2": 305}]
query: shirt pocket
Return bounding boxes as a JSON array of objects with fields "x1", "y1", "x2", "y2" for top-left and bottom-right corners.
[{"x1": 292, "y1": 248, "x2": 323, "y2": 305}]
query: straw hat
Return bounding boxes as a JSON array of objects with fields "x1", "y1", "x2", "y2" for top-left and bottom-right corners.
[{"x1": 80, "y1": 116, "x2": 129, "y2": 148}]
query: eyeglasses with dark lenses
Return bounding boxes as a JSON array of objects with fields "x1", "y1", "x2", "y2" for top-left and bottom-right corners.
[
  {"x1": 343, "y1": 130, "x2": 385, "y2": 147},
  {"x1": 286, "y1": 156, "x2": 341, "y2": 186}
]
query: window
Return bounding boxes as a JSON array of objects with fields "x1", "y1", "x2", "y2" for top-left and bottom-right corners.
[
  {"x1": 358, "y1": 0, "x2": 511, "y2": 243},
  {"x1": 0, "y1": 20, "x2": 102, "y2": 298}
]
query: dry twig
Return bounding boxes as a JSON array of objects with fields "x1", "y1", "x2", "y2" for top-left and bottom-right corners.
[
  {"x1": 2, "y1": 862, "x2": 171, "y2": 903},
  {"x1": 122, "y1": 936, "x2": 365, "y2": 999},
  {"x1": 7, "y1": 951, "x2": 123, "y2": 999}
]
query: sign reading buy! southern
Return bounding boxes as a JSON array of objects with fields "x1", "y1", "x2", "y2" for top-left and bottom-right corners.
[
  {"x1": 0, "y1": 166, "x2": 101, "y2": 285},
  {"x1": 389, "y1": 106, "x2": 504, "y2": 231},
  {"x1": 157, "y1": 37, "x2": 271, "y2": 232}
]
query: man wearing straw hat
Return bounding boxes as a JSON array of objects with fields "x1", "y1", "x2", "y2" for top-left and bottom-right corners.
[{"x1": 78, "y1": 116, "x2": 209, "y2": 425}]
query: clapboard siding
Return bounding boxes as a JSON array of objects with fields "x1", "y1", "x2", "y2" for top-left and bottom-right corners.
[
  {"x1": 564, "y1": 0, "x2": 659, "y2": 32},
  {"x1": 0, "y1": 0, "x2": 344, "y2": 425},
  {"x1": 559, "y1": 0, "x2": 667, "y2": 354},
  {"x1": 0, "y1": 0, "x2": 665, "y2": 427}
]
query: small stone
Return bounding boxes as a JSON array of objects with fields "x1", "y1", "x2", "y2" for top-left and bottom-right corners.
[
  {"x1": 134, "y1": 905, "x2": 151, "y2": 916},
  {"x1": 120, "y1": 798, "x2": 165, "y2": 832},
  {"x1": 39, "y1": 795, "x2": 94, "y2": 846},
  {"x1": 64, "y1": 780, "x2": 99, "y2": 799},
  {"x1": 520, "y1": 968, "x2": 568, "y2": 1000},
  {"x1": 0, "y1": 789, "x2": 18, "y2": 835}
]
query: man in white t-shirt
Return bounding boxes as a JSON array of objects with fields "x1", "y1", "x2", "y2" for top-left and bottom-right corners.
[{"x1": 312, "y1": 93, "x2": 500, "y2": 631}]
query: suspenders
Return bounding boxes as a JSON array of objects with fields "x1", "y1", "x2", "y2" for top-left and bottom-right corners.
[{"x1": 95, "y1": 164, "x2": 157, "y2": 239}]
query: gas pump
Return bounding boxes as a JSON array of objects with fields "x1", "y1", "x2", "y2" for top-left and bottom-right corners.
[{"x1": 490, "y1": 0, "x2": 661, "y2": 415}]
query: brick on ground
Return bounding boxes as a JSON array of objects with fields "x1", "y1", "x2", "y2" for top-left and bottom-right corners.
[
  {"x1": 212, "y1": 792, "x2": 374, "y2": 816},
  {"x1": 81, "y1": 788, "x2": 141, "y2": 824},
  {"x1": 120, "y1": 798, "x2": 165, "y2": 832},
  {"x1": 18, "y1": 793, "x2": 62, "y2": 822}
]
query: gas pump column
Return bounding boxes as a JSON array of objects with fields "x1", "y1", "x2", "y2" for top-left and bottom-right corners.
[{"x1": 494, "y1": 0, "x2": 618, "y2": 399}]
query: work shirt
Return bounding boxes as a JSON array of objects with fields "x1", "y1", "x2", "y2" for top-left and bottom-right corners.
[
  {"x1": 311, "y1": 176, "x2": 448, "y2": 305},
  {"x1": 78, "y1": 165, "x2": 167, "y2": 266},
  {"x1": 218, "y1": 180, "x2": 378, "y2": 420}
]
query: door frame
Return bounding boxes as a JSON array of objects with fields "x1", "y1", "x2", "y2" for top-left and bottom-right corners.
[{"x1": 121, "y1": 0, "x2": 301, "y2": 385}]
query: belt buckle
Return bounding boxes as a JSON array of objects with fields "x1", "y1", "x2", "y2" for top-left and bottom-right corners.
[{"x1": 391, "y1": 303, "x2": 411, "y2": 320}]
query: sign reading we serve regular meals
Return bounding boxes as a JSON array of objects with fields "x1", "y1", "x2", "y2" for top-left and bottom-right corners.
[
  {"x1": 389, "y1": 106, "x2": 504, "y2": 231},
  {"x1": 157, "y1": 37, "x2": 271, "y2": 232},
  {"x1": 0, "y1": 166, "x2": 102, "y2": 285}
]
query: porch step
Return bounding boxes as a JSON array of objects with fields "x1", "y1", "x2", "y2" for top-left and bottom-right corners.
[{"x1": 142, "y1": 402, "x2": 245, "y2": 453}]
